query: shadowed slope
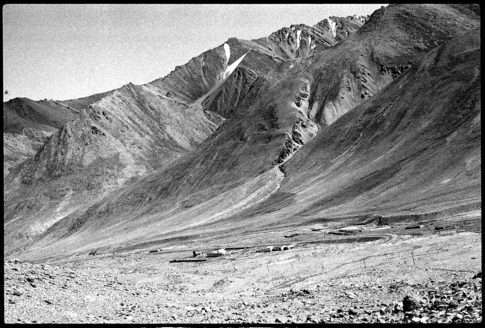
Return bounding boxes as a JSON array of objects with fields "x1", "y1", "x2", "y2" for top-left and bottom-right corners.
[
  {"x1": 259, "y1": 28, "x2": 481, "y2": 225},
  {"x1": 303, "y1": 3, "x2": 480, "y2": 126}
]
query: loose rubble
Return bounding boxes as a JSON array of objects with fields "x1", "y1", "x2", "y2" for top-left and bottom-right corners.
[
  {"x1": 4, "y1": 260, "x2": 482, "y2": 323},
  {"x1": 4, "y1": 233, "x2": 482, "y2": 323}
]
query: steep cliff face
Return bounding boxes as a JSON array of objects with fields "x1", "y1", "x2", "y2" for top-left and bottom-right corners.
[{"x1": 3, "y1": 4, "x2": 481, "y2": 261}]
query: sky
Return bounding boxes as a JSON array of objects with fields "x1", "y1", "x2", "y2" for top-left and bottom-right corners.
[{"x1": 3, "y1": 4, "x2": 384, "y2": 101}]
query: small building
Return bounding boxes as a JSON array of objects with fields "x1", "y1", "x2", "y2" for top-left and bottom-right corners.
[
  {"x1": 405, "y1": 225, "x2": 424, "y2": 230},
  {"x1": 207, "y1": 249, "x2": 227, "y2": 257},
  {"x1": 282, "y1": 244, "x2": 295, "y2": 250},
  {"x1": 193, "y1": 250, "x2": 207, "y2": 258},
  {"x1": 258, "y1": 246, "x2": 274, "y2": 253}
]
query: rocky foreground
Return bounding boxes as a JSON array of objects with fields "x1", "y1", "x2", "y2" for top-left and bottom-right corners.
[{"x1": 4, "y1": 231, "x2": 482, "y2": 324}]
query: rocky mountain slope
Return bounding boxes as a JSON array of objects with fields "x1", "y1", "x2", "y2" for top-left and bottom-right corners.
[
  {"x1": 3, "y1": 89, "x2": 117, "y2": 176},
  {"x1": 3, "y1": 98, "x2": 79, "y2": 176},
  {"x1": 274, "y1": 27, "x2": 481, "y2": 220},
  {"x1": 3, "y1": 4, "x2": 480, "y2": 261}
]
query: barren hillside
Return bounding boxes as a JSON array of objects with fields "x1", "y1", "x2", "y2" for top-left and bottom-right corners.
[{"x1": 3, "y1": 4, "x2": 481, "y2": 263}]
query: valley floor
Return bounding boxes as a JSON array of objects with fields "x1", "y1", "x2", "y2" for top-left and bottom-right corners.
[{"x1": 4, "y1": 218, "x2": 482, "y2": 324}]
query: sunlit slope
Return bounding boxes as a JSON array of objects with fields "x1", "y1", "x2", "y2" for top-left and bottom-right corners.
[
  {"x1": 3, "y1": 36, "x2": 283, "y2": 255},
  {"x1": 4, "y1": 82, "x2": 224, "y2": 254}
]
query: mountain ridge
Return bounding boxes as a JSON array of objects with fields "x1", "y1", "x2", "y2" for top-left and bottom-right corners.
[{"x1": 3, "y1": 4, "x2": 481, "y2": 261}]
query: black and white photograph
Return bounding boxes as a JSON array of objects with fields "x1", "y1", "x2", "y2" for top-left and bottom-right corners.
[{"x1": 3, "y1": 3, "x2": 481, "y2": 324}]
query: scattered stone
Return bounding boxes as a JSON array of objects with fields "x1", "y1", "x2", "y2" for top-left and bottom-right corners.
[
  {"x1": 348, "y1": 308, "x2": 359, "y2": 315},
  {"x1": 453, "y1": 314, "x2": 463, "y2": 322},
  {"x1": 448, "y1": 300, "x2": 459, "y2": 308},
  {"x1": 12, "y1": 289, "x2": 23, "y2": 296},
  {"x1": 346, "y1": 291, "x2": 357, "y2": 299},
  {"x1": 403, "y1": 295, "x2": 420, "y2": 312},
  {"x1": 275, "y1": 316, "x2": 287, "y2": 323},
  {"x1": 2, "y1": 235, "x2": 482, "y2": 324}
]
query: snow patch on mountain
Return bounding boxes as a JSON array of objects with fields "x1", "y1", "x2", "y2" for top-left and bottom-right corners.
[
  {"x1": 223, "y1": 51, "x2": 249, "y2": 80},
  {"x1": 223, "y1": 43, "x2": 231, "y2": 65},
  {"x1": 328, "y1": 18, "x2": 337, "y2": 37},
  {"x1": 296, "y1": 30, "x2": 302, "y2": 49}
]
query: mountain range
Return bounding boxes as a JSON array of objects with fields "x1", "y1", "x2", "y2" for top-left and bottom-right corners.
[{"x1": 3, "y1": 4, "x2": 481, "y2": 261}]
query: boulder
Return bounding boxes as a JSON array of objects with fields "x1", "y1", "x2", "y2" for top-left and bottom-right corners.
[
  {"x1": 448, "y1": 300, "x2": 459, "y2": 309},
  {"x1": 403, "y1": 295, "x2": 420, "y2": 312}
]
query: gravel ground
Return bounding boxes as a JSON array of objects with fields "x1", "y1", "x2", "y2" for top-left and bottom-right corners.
[{"x1": 4, "y1": 231, "x2": 482, "y2": 323}]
